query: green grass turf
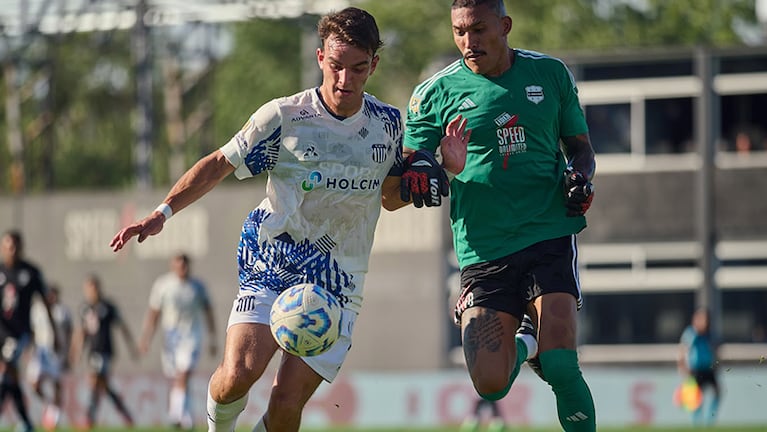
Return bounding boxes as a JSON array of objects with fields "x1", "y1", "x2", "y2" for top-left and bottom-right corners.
[{"x1": 52, "y1": 426, "x2": 767, "y2": 432}]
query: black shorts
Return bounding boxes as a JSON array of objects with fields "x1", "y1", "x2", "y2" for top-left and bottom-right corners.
[
  {"x1": 456, "y1": 235, "x2": 583, "y2": 322},
  {"x1": 692, "y1": 368, "x2": 718, "y2": 389}
]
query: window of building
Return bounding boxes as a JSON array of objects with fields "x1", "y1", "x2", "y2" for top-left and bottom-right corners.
[
  {"x1": 645, "y1": 97, "x2": 694, "y2": 154},
  {"x1": 585, "y1": 103, "x2": 631, "y2": 154},
  {"x1": 579, "y1": 292, "x2": 695, "y2": 344},
  {"x1": 720, "y1": 93, "x2": 767, "y2": 153}
]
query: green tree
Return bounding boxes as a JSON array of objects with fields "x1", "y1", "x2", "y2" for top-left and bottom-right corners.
[{"x1": 211, "y1": 19, "x2": 302, "y2": 152}]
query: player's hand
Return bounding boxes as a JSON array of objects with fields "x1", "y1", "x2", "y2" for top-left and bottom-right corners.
[
  {"x1": 110, "y1": 212, "x2": 167, "y2": 252},
  {"x1": 400, "y1": 150, "x2": 449, "y2": 207},
  {"x1": 138, "y1": 339, "x2": 150, "y2": 356},
  {"x1": 440, "y1": 114, "x2": 471, "y2": 176},
  {"x1": 564, "y1": 166, "x2": 594, "y2": 217}
]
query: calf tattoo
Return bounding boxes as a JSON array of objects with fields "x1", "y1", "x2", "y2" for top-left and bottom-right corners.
[{"x1": 462, "y1": 311, "x2": 504, "y2": 371}]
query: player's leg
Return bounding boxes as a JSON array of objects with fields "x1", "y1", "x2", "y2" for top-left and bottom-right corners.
[
  {"x1": 2, "y1": 335, "x2": 34, "y2": 432},
  {"x1": 207, "y1": 322, "x2": 279, "y2": 432},
  {"x1": 461, "y1": 306, "x2": 524, "y2": 399},
  {"x1": 260, "y1": 353, "x2": 324, "y2": 432},
  {"x1": 701, "y1": 370, "x2": 720, "y2": 425},
  {"x1": 173, "y1": 369, "x2": 194, "y2": 429},
  {"x1": 27, "y1": 347, "x2": 46, "y2": 400},
  {"x1": 103, "y1": 363, "x2": 134, "y2": 427},
  {"x1": 527, "y1": 236, "x2": 595, "y2": 432},
  {"x1": 253, "y1": 309, "x2": 357, "y2": 432},
  {"x1": 456, "y1": 257, "x2": 535, "y2": 401},
  {"x1": 164, "y1": 333, "x2": 198, "y2": 429},
  {"x1": 41, "y1": 349, "x2": 65, "y2": 429},
  {"x1": 85, "y1": 371, "x2": 104, "y2": 428}
]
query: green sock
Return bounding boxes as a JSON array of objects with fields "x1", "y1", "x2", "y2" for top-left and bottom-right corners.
[
  {"x1": 538, "y1": 349, "x2": 596, "y2": 432},
  {"x1": 479, "y1": 337, "x2": 529, "y2": 401}
]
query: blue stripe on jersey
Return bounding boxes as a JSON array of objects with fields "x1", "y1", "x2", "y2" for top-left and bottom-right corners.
[
  {"x1": 363, "y1": 97, "x2": 404, "y2": 176},
  {"x1": 244, "y1": 126, "x2": 281, "y2": 176},
  {"x1": 236, "y1": 208, "x2": 352, "y2": 305},
  {"x1": 363, "y1": 98, "x2": 402, "y2": 143}
]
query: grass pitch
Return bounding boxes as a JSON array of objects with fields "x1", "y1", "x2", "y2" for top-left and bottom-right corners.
[{"x1": 51, "y1": 426, "x2": 767, "y2": 432}]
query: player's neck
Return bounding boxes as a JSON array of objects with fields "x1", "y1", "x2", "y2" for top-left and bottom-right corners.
[
  {"x1": 493, "y1": 47, "x2": 514, "y2": 77},
  {"x1": 316, "y1": 87, "x2": 355, "y2": 120}
]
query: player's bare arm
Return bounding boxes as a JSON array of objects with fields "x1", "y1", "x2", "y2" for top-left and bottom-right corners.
[
  {"x1": 110, "y1": 150, "x2": 235, "y2": 251},
  {"x1": 562, "y1": 133, "x2": 596, "y2": 180},
  {"x1": 138, "y1": 308, "x2": 161, "y2": 354},
  {"x1": 381, "y1": 176, "x2": 409, "y2": 211}
]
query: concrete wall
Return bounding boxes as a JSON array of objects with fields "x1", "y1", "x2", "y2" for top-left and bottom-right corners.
[
  {"x1": 0, "y1": 183, "x2": 448, "y2": 374},
  {"x1": 1, "y1": 163, "x2": 765, "y2": 374}
]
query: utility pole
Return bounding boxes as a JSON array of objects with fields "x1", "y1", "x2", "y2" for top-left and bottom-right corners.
[
  {"x1": 695, "y1": 47, "x2": 720, "y2": 339},
  {"x1": 133, "y1": 0, "x2": 153, "y2": 190}
]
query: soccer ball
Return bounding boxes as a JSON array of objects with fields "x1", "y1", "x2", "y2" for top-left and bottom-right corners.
[{"x1": 269, "y1": 283, "x2": 342, "y2": 357}]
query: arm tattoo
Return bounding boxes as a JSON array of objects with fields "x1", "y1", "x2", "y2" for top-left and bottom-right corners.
[{"x1": 462, "y1": 310, "x2": 504, "y2": 371}]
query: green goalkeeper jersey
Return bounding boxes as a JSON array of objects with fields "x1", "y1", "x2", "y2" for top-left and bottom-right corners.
[{"x1": 404, "y1": 49, "x2": 589, "y2": 269}]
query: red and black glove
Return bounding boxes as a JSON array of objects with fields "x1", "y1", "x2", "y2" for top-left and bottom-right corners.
[
  {"x1": 564, "y1": 166, "x2": 594, "y2": 217},
  {"x1": 400, "y1": 150, "x2": 450, "y2": 208}
]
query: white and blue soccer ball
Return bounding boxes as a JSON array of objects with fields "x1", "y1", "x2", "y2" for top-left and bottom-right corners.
[{"x1": 269, "y1": 283, "x2": 342, "y2": 357}]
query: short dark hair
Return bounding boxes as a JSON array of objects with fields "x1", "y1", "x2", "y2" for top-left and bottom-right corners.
[
  {"x1": 317, "y1": 7, "x2": 383, "y2": 56},
  {"x1": 451, "y1": 0, "x2": 507, "y2": 16},
  {"x1": 174, "y1": 253, "x2": 190, "y2": 265}
]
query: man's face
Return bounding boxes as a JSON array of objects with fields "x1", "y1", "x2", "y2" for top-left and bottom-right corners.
[
  {"x1": 0, "y1": 235, "x2": 19, "y2": 265},
  {"x1": 451, "y1": 4, "x2": 512, "y2": 76},
  {"x1": 83, "y1": 280, "x2": 98, "y2": 304},
  {"x1": 317, "y1": 35, "x2": 378, "y2": 117},
  {"x1": 172, "y1": 257, "x2": 189, "y2": 279}
]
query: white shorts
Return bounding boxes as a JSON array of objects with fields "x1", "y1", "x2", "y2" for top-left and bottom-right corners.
[
  {"x1": 161, "y1": 329, "x2": 201, "y2": 377},
  {"x1": 227, "y1": 288, "x2": 356, "y2": 383},
  {"x1": 27, "y1": 346, "x2": 63, "y2": 382}
]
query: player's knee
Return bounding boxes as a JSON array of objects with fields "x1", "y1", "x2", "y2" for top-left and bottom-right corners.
[
  {"x1": 472, "y1": 369, "x2": 512, "y2": 400},
  {"x1": 213, "y1": 365, "x2": 260, "y2": 402}
]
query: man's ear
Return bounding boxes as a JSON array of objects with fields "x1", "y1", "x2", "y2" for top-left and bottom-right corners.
[
  {"x1": 369, "y1": 54, "x2": 380, "y2": 76},
  {"x1": 502, "y1": 16, "x2": 512, "y2": 37},
  {"x1": 317, "y1": 47, "x2": 324, "y2": 68}
]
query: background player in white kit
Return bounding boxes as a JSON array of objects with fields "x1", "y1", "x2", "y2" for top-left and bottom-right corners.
[
  {"x1": 139, "y1": 253, "x2": 217, "y2": 430},
  {"x1": 27, "y1": 284, "x2": 73, "y2": 429},
  {"x1": 110, "y1": 6, "x2": 453, "y2": 432}
]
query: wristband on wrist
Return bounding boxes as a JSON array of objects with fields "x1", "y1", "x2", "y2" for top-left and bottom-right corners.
[{"x1": 155, "y1": 202, "x2": 173, "y2": 220}]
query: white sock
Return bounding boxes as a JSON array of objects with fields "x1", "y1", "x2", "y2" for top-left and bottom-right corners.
[
  {"x1": 169, "y1": 387, "x2": 185, "y2": 423},
  {"x1": 179, "y1": 387, "x2": 192, "y2": 429},
  {"x1": 516, "y1": 333, "x2": 538, "y2": 360},
  {"x1": 206, "y1": 389, "x2": 249, "y2": 432},
  {"x1": 252, "y1": 416, "x2": 267, "y2": 432}
]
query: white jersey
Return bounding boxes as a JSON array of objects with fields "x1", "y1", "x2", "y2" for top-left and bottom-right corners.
[
  {"x1": 219, "y1": 88, "x2": 403, "y2": 313},
  {"x1": 149, "y1": 273, "x2": 210, "y2": 338}
]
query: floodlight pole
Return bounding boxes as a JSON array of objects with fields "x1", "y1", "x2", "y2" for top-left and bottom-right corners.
[
  {"x1": 694, "y1": 47, "x2": 720, "y2": 340},
  {"x1": 133, "y1": 0, "x2": 153, "y2": 190}
]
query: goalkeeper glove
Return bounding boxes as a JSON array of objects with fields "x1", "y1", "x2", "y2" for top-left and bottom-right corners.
[
  {"x1": 400, "y1": 150, "x2": 450, "y2": 208},
  {"x1": 564, "y1": 166, "x2": 594, "y2": 217}
]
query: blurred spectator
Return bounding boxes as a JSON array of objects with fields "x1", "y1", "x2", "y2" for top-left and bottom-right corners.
[
  {"x1": 139, "y1": 253, "x2": 217, "y2": 430},
  {"x1": 461, "y1": 398, "x2": 505, "y2": 432},
  {"x1": 70, "y1": 274, "x2": 138, "y2": 429},
  {"x1": 677, "y1": 307, "x2": 722, "y2": 426},
  {"x1": 0, "y1": 229, "x2": 58, "y2": 432},
  {"x1": 27, "y1": 284, "x2": 73, "y2": 430},
  {"x1": 734, "y1": 130, "x2": 753, "y2": 154}
]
